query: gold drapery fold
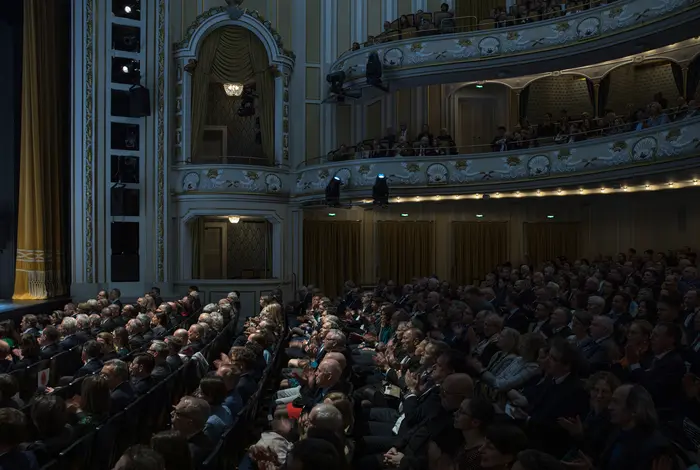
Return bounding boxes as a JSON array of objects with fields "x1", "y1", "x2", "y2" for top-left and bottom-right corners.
[
  {"x1": 14, "y1": 0, "x2": 68, "y2": 299},
  {"x1": 453, "y1": 222, "x2": 509, "y2": 286},
  {"x1": 192, "y1": 27, "x2": 275, "y2": 163},
  {"x1": 190, "y1": 28, "x2": 223, "y2": 162},
  {"x1": 455, "y1": 0, "x2": 499, "y2": 28},
  {"x1": 191, "y1": 218, "x2": 204, "y2": 279},
  {"x1": 524, "y1": 222, "x2": 581, "y2": 267},
  {"x1": 303, "y1": 221, "x2": 361, "y2": 299},
  {"x1": 377, "y1": 221, "x2": 435, "y2": 285}
]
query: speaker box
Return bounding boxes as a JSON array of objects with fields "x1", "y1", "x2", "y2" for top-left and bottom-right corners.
[
  {"x1": 129, "y1": 85, "x2": 151, "y2": 117},
  {"x1": 111, "y1": 187, "x2": 140, "y2": 217},
  {"x1": 111, "y1": 222, "x2": 139, "y2": 254}
]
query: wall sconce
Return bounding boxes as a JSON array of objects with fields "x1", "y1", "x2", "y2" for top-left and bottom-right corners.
[
  {"x1": 223, "y1": 83, "x2": 244, "y2": 97},
  {"x1": 228, "y1": 216, "x2": 240, "y2": 224}
]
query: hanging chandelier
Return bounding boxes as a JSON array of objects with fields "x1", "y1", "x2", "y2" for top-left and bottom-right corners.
[{"x1": 223, "y1": 83, "x2": 244, "y2": 97}]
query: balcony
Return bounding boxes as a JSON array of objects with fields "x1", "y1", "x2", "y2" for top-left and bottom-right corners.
[
  {"x1": 330, "y1": 0, "x2": 700, "y2": 91},
  {"x1": 293, "y1": 116, "x2": 700, "y2": 199}
]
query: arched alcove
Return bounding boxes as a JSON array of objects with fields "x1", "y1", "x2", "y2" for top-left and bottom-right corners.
[
  {"x1": 604, "y1": 59, "x2": 680, "y2": 113},
  {"x1": 524, "y1": 74, "x2": 593, "y2": 121},
  {"x1": 173, "y1": 8, "x2": 295, "y2": 167},
  {"x1": 450, "y1": 83, "x2": 510, "y2": 152}
]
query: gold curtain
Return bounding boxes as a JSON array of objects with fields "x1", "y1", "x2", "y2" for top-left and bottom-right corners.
[
  {"x1": 455, "y1": 0, "x2": 499, "y2": 28},
  {"x1": 524, "y1": 222, "x2": 580, "y2": 267},
  {"x1": 453, "y1": 222, "x2": 509, "y2": 286},
  {"x1": 190, "y1": 29, "x2": 223, "y2": 162},
  {"x1": 303, "y1": 221, "x2": 361, "y2": 299},
  {"x1": 191, "y1": 27, "x2": 275, "y2": 163},
  {"x1": 377, "y1": 222, "x2": 434, "y2": 285},
  {"x1": 14, "y1": 0, "x2": 68, "y2": 299},
  {"x1": 191, "y1": 218, "x2": 204, "y2": 279}
]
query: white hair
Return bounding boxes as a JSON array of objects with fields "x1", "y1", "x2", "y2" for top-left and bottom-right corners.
[
  {"x1": 203, "y1": 303, "x2": 218, "y2": 313},
  {"x1": 61, "y1": 316, "x2": 77, "y2": 333}
]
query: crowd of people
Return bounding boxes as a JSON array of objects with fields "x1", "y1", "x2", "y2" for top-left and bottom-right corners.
[
  {"x1": 240, "y1": 246, "x2": 700, "y2": 470},
  {"x1": 0, "y1": 286, "x2": 286, "y2": 470},
  {"x1": 327, "y1": 92, "x2": 699, "y2": 161},
  {"x1": 491, "y1": 95, "x2": 698, "y2": 152},
  {"x1": 348, "y1": 1, "x2": 620, "y2": 53}
]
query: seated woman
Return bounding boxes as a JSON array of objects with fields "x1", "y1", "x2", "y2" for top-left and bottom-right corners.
[
  {"x1": 11, "y1": 333, "x2": 41, "y2": 370},
  {"x1": 198, "y1": 376, "x2": 233, "y2": 441},
  {"x1": 113, "y1": 327, "x2": 131, "y2": 358},
  {"x1": 68, "y1": 375, "x2": 111, "y2": 433}
]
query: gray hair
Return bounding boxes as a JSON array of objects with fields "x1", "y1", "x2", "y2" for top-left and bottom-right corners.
[
  {"x1": 227, "y1": 292, "x2": 239, "y2": 301},
  {"x1": 203, "y1": 303, "x2": 218, "y2": 314},
  {"x1": 177, "y1": 396, "x2": 210, "y2": 428},
  {"x1": 150, "y1": 340, "x2": 168, "y2": 355},
  {"x1": 309, "y1": 404, "x2": 344, "y2": 433},
  {"x1": 75, "y1": 314, "x2": 90, "y2": 329},
  {"x1": 588, "y1": 296, "x2": 606, "y2": 307},
  {"x1": 198, "y1": 313, "x2": 212, "y2": 326},
  {"x1": 620, "y1": 384, "x2": 658, "y2": 429},
  {"x1": 210, "y1": 312, "x2": 224, "y2": 331},
  {"x1": 87, "y1": 299, "x2": 99, "y2": 308},
  {"x1": 499, "y1": 327, "x2": 521, "y2": 353},
  {"x1": 104, "y1": 359, "x2": 129, "y2": 381},
  {"x1": 61, "y1": 316, "x2": 77, "y2": 334},
  {"x1": 136, "y1": 313, "x2": 151, "y2": 326}
]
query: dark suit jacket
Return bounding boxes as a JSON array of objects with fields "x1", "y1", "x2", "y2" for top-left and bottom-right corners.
[
  {"x1": 398, "y1": 386, "x2": 442, "y2": 437},
  {"x1": 110, "y1": 381, "x2": 136, "y2": 414},
  {"x1": 111, "y1": 299, "x2": 123, "y2": 310},
  {"x1": 188, "y1": 431, "x2": 215, "y2": 469},
  {"x1": 151, "y1": 364, "x2": 171, "y2": 382},
  {"x1": 525, "y1": 374, "x2": 590, "y2": 458},
  {"x1": 236, "y1": 372, "x2": 258, "y2": 402},
  {"x1": 131, "y1": 376, "x2": 155, "y2": 395},
  {"x1": 599, "y1": 427, "x2": 673, "y2": 470},
  {"x1": 39, "y1": 343, "x2": 61, "y2": 360},
  {"x1": 59, "y1": 335, "x2": 81, "y2": 351},
  {"x1": 504, "y1": 309, "x2": 530, "y2": 334},
  {"x1": 74, "y1": 359, "x2": 104, "y2": 379},
  {"x1": 182, "y1": 341, "x2": 204, "y2": 357},
  {"x1": 397, "y1": 407, "x2": 462, "y2": 470},
  {"x1": 0, "y1": 359, "x2": 13, "y2": 374},
  {"x1": 128, "y1": 334, "x2": 146, "y2": 351},
  {"x1": 629, "y1": 349, "x2": 685, "y2": 412},
  {"x1": 100, "y1": 318, "x2": 116, "y2": 333},
  {"x1": 151, "y1": 325, "x2": 166, "y2": 338},
  {"x1": 166, "y1": 354, "x2": 184, "y2": 371},
  {"x1": 23, "y1": 327, "x2": 40, "y2": 338}
]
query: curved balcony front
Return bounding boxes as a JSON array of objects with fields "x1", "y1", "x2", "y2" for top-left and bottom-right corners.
[
  {"x1": 293, "y1": 117, "x2": 700, "y2": 200},
  {"x1": 330, "y1": 0, "x2": 700, "y2": 91}
]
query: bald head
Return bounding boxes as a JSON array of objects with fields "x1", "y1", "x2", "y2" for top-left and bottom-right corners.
[
  {"x1": 309, "y1": 404, "x2": 344, "y2": 433},
  {"x1": 324, "y1": 352, "x2": 346, "y2": 370},
  {"x1": 315, "y1": 358, "x2": 342, "y2": 388},
  {"x1": 440, "y1": 373, "x2": 474, "y2": 411}
]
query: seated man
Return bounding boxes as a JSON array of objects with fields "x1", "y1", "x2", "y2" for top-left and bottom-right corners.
[
  {"x1": 171, "y1": 395, "x2": 215, "y2": 469},
  {"x1": 0, "y1": 408, "x2": 40, "y2": 470},
  {"x1": 74, "y1": 340, "x2": 104, "y2": 379},
  {"x1": 129, "y1": 353, "x2": 156, "y2": 395},
  {"x1": 101, "y1": 359, "x2": 136, "y2": 414},
  {"x1": 274, "y1": 358, "x2": 346, "y2": 419},
  {"x1": 216, "y1": 363, "x2": 244, "y2": 416}
]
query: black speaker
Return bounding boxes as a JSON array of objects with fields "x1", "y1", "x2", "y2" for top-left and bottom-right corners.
[
  {"x1": 111, "y1": 187, "x2": 139, "y2": 217},
  {"x1": 111, "y1": 254, "x2": 140, "y2": 282},
  {"x1": 129, "y1": 85, "x2": 151, "y2": 117},
  {"x1": 111, "y1": 222, "x2": 139, "y2": 254}
]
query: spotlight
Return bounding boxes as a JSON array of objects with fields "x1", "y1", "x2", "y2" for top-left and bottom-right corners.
[
  {"x1": 122, "y1": 65, "x2": 130, "y2": 73},
  {"x1": 124, "y1": 5, "x2": 132, "y2": 13},
  {"x1": 547, "y1": 215, "x2": 555, "y2": 219},
  {"x1": 325, "y1": 176, "x2": 341, "y2": 206},
  {"x1": 372, "y1": 174, "x2": 389, "y2": 206}
]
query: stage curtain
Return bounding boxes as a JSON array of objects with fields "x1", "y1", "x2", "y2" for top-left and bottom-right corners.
[
  {"x1": 190, "y1": 28, "x2": 223, "y2": 162},
  {"x1": 303, "y1": 221, "x2": 361, "y2": 299},
  {"x1": 455, "y1": 0, "x2": 499, "y2": 29},
  {"x1": 377, "y1": 221, "x2": 434, "y2": 285},
  {"x1": 14, "y1": 0, "x2": 68, "y2": 299},
  {"x1": 519, "y1": 85, "x2": 530, "y2": 121},
  {"x1": 524, "y1": 222, "x2": 580, "y2": 267},
  {"x1": 453, "y1": 222, "x2": 509, "y2": 286},
  {"x1": 192, "y1": 27, "x2": 275, "y2": 163},
  {"x1": 191, "y1": 218, "x2": 204, "y2": 279},
  {"x1": 671, "y1": 62, "x2": 685, "y2": 98}
]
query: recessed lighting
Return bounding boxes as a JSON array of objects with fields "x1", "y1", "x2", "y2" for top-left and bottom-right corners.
[
  {"x1": 400, "y1": 213, "x2": 408, "y2": 217},
  {"x1": 328, "y1": 213, "x2": 336, "y2": 217},
  {"x1": 476, "y1": 214, "x2": 484, "y2": 218},
  {"x1": 668, "y1": 181, "x2": 675, "y2": 187},
  {"x1": 547, "y1": 215, "x2": 555, "y2": 219},
  {"x1": 414, "y1": 196, "x2": 421, "y2": 201},
  {"x1": 693, "y1": 179, "x2": 698, "y2": 185},
  {"x1": 515, "y1": 191, "x2": 521, "y2": 197},
  {"x1": 556, "y1": 189, "x2": 563, "y2": 195},
  {"x1": 434, "y1": 195, "x2": 441, "y2": 201},
  {"x1": 474, "y1": 193, "x2": 482, "y2": 199},
  {"x1": 600, "y1": 187, "x2": 607, "y2": 192},
  {"x1": 395, "y1": 197, "x2": 402, "y2": 202},
  {"x1": 536, "y1": 190, "x2": 542, "y2": 196},
  {"x1": 578, "y1": 188, "x2": 585, "y2": 194},
  {"x1": 494, "y1": 192, "x2": 501, "y2": 197},
  {"x1": 228, "y1": 216, "x2": 240, "y2": 224},
  {"x1": 622, "y1": 186, "x2": 629, "y2": 191},
  {"x1": 645, "y1": 184, "x2": 651, "y2": 190},
  {"x1": 453, "y1": 195, "x2": 462, "y2": 200}
]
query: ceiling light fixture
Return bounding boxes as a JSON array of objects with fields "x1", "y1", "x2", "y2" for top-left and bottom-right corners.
[
  {"x1": 328, "y1": 213, "x2": 336, "y2": 217},
  {"x1": 223, "y1": 83, "x2": 244, "y2": 97},
  {"x1": 579, "y1": 188, "x2": 585, "y2": 194},
  {"x1": 476, "y1": 214, "x2": 484, "y2": 218},
  {"x1": 401, "y1": 213, "x2": 408, "y2": 217},
  {"x1": 547, "y1": 215, "x2": 555, "y2": 219},
  {"x1": 693, "y1": 179, "x2": 699, "y2": 185},
  {"x1": 228, "y1": 216, "x2": 240, "y2": 224},
  {"x1": 124, "y1": 5, "x2": 132, "y2": 13}
]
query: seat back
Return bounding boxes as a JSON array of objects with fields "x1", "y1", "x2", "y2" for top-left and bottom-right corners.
[{"x1": 56, "y1": 431, "x2": 96, "y2": 470}]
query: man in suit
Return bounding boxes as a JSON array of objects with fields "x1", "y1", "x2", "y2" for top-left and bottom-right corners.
[
  {"x1": 181, "y1": 324, "x2": 204, "y2": 357},
  {"x1": 129, "y1": 353, "x2": 156, "y2": 395},
  {"x1": 101, "y1": 359, "x2": 136, "y2": 414},
  {"x1": 126, "y1": 319, "x2": 147, "y2": 350},
  {"x1": 148, "y1": 341, "x2": 172, "y2": 382},
  {"x1": 528, "y1": 301, "x2": 552, "y2": 335},
  {"x1": 503, "y1": 295, "x2": 530, "y2": 334},
  {"x1": 109, "y1": 288, "x2": 123, "y2": 310},
  {"x1": 519, "y1": 338, "x2": 590, "y2": 458},
  {"x1": 583, "y1": 315, "x2": 620, "y2": 371},
  {"x1": 19, "y1": 315, "x2": 40, "y2": 338},
  {"x1": 74, "y1": 314, "x2": 93, "y2": 343},
  {"x1": 150, "y1": 287, "x2": 164, "y2": 307},
  {"x1": 58, "y1": 317, "x2": 85, "y2": 351},
  {"x1": 74, "y1": 340, "x2": 104, "y2": 379},
  {"x1": 217, "y1": 364, "x2": 244, "y2": 416},
  {"x1": 627, "y1": 321, "x2": 685, "y2": 412},
  {"x1": 38, "y1": 326, "x2": 62, "y2": 359},
  {"x1": 171, "y1": 396, "x2": 215, "y2": 469},
  {"x1": 164, "y1": 336, "x2": 185, "y2": 371},
  {"x1": 545, "y1": 307, "x2": 573, "y2": 339}
]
